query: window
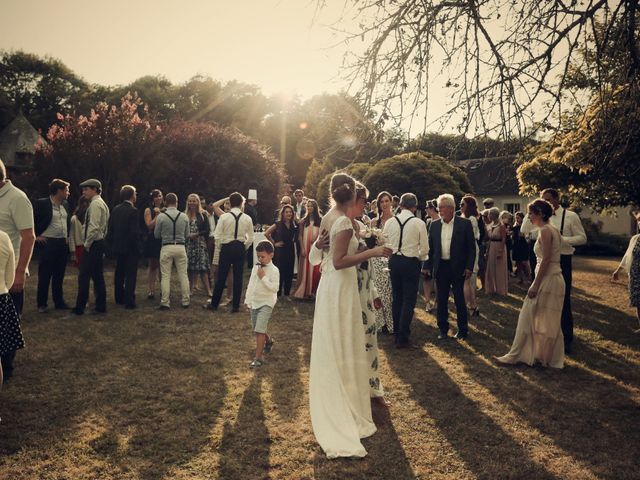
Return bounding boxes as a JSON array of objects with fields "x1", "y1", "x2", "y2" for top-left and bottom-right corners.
[{"x1": 504, "y1": 203, "x2": 521, "y2": 214}]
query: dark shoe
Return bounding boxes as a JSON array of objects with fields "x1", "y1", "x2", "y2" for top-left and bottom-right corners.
[
  {"x1": 55, "y1": 303, "x2": 71, "y2": 310},
  {"x1": 231, "y1": 307, "x2": 240, "y2": 313},
  {"x1": 91, "y1": 309, "x2": 106, "y2": 315},
  {"x1": 37, "y1": 306, "x2": 48, "y2": 313},
  {"x1": 181, "y1": 304, "x2": 190, "y2": 309},
  {"x1": 158, "y1": 305, "x2": 170, "y2": 310},
  {"x1": 147, "y1": 292, "x2": 155, "y2": 299},
  {"x1": 471, "y1": 308, "x2": 480, "y2": 317},
  {"x1": 454, "y1": 332, "x2": 468, "y2": 341},
  {"x1": 202, "y1": 304, "x2": 216, "y2": 311},
  {"x1": 125, "y1": 305, "x2": 136, "y2": 310},
  {"x1": 71, "y1": 308, "x2": 84, "y2": 315},
  {"x1": 564, "y1": 344, "x2": 573, "y2": 355},
  {"x1": 437, "y1": 333, "x2": 450, "y2": 340}
]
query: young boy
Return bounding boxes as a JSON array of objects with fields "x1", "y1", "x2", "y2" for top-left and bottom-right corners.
[{"x1": 245, "y1": 240, "x2": 280, "y2": 368}]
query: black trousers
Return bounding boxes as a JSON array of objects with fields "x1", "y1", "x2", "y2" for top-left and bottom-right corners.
[
  {"x1": 560, "y1": 254, "x2": 573, "y2": 349},
  {"x1": 114, "y1": 253, "x2": 138, "y2": 307},
  {"x1": 275, "y1": 246, "x2": 295, "y2": 296},
  {"x1": 36, "y1": 238, "x2": 68, "y2": 308},
  {"x1": 1, "y1": 290, "x2": 23, "y2": 378},
  {"x1": 435, "y1": 260, "x2": 468, "y2": 336},
  {"x1": 247, "y1": 243, "x2": 254, "y2": 269},
  {"x1": 211, "y1": 241, "x2": 245, "y2": 309},
  {"x1": 74, "y1": 240, "x2": 107, "y2": 313},
  {"x1": 389, "y1": 255, "x2": 421, "y2": 345}
]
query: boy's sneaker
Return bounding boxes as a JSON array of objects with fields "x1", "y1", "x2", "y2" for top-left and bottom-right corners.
[
  {"x1": 264, "y1": 337, "x2": 275, "y2": 354},
  {"x1": 250, "y1": 359, "x2": 265, "y2": 368}
]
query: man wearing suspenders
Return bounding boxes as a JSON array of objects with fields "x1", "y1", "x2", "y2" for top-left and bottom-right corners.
[
  {"x1": 521, "y1": 188, "x2": 587, "y2": 354},
  {"x1": 383, "y1": 193, "x2": 429, "y2": 348},
  {"x1": 154, "y1": 193, "x2": 190, "y2": 309},
  {"x1": 208, "y1": 192, "x2": 254, "y2": 312}
]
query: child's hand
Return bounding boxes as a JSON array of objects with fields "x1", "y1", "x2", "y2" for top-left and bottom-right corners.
[{"x1": 257, "y1": 267, "x2": 265, "y2": 279}]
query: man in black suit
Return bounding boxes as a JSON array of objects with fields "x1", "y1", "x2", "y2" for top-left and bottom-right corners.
[
  {"x1": 425, "y1": 193, "x2": 476, "y2": 340},
  {"x1": 34, "y1": 178, "x2": 71, "y2": 312},
  {"x1": 107, "y1": 185, "x2": 140, "y2": 309}
]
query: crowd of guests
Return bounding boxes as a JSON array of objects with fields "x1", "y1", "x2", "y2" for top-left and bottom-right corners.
[{"x1": 1, "y1": 157, "x2": 640, "y2": 459}]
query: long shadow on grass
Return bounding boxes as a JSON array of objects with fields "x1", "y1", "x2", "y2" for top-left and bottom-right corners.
[
  {"x1": 217, "y1": 375, "x2": 270, "y2": 479},
  {"x1": 423, "y1": 293, "x2": 640, "y2": 478}
]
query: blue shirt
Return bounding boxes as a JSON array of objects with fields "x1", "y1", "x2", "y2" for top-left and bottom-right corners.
[{"x1": 154, "y1": 207, "x2": 189, "y2": 244}]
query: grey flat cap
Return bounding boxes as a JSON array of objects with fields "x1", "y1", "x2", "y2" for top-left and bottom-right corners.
[{"x1": 79, "y1": 178, "x2": 102, "y2": 189}]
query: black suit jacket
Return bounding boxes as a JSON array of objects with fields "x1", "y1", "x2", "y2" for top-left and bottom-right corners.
[
  {"x1": 107, "y1": 201, "x2": 140, "y2": 255},
  {"x1": 425, "y1": 216, "x2": 476, "y2": 278},
  {"x1": 33, "y1": 197, "x2": 71, "y2": 237},
  {"x1": 244, "y1": 203, "x2": 258, "y2": 225}
]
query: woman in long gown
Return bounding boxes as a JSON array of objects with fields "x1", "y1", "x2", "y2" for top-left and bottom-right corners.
[
  {"x1": 612, "y1": 209, "x2": 640, "y2": 333},
  {"x1": 371, "y1": 191, "x2": 394, "y2": 333},
  {"x1": 350, "y1": 183, "x2": 384, "y2": 401},
  {"x1": 495, "y1": 199, "x2": 565, "y2": 368},
  {"x1": 309, "y1": 173, "x2": 391, "y2": 459},
  {"x1": 293, "y1": 199, "x2": 322, "y2": 299},
  {"x1": 484, "y1": 207, "x2": 509, "y2": 295}
]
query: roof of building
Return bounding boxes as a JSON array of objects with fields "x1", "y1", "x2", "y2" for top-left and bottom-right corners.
[
  {"x1": 0, "y1": 111, "x2": 46, "y2": 169},
  {"x1": 453, "y1": 155, "x2": 519, "y2": 196}
]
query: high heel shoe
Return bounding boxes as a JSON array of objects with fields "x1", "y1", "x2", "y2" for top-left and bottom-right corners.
[{"x1": 471, "y1": 307, "x2": 480, "y2": 317}]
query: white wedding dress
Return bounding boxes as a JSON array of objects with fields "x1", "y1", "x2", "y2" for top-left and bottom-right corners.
[{"x1": 309, "y1": 215, "x2": 376, "y2": 458}]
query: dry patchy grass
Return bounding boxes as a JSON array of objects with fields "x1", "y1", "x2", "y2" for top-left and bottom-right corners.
[{"x1": 0, "y1": 256, "x2": 639, "y2": 479}]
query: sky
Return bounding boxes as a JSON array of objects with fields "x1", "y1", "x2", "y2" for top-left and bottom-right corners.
[{"x1": 0, "y1": 0, "x2": 357, "y2": 98}]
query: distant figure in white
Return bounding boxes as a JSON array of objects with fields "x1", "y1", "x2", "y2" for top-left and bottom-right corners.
[{"x1": 308, "y1": 173, "x2": 391, "y2": 458}]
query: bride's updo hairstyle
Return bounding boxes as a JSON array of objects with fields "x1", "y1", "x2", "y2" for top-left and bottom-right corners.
[
  {"x1": 527, "y1": 199, "x2": 553, "y2": 221},
  {"x1": 330, "y1": 172, "x2": 356, "y2": 205}
]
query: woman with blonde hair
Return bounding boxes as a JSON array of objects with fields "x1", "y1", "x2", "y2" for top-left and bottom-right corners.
[{"x1": 185, "y1": 193, "x2": 212, "y2": 297}]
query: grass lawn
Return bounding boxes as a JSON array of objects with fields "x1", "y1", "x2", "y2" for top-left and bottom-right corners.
[{"x1": 0, "y1": 256, "x2": 639, "y2": 479}]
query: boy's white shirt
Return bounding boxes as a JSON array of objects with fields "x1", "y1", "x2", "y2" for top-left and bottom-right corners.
[{"x1": 245, "y1": 261, "x2": 280, "y2": 309}]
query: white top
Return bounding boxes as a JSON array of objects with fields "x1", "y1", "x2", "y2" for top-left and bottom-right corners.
[
  {"x1": 521, "y1": 206, "x2": 586, "y2": 255},
  {"x1": 208, "y1": 214, "x2": 216, "y2": 238},
  {"x1": 83, "y1": 195, "x2": 110, "y2": 250},
  {"x1": 618, "y1": 234, "x2": 640, "y2": 274},
  {"x1": 0, "y1": 180, "x2": 34, "y2": 256},
  {"x1": 214, "y1": 207, "x2": 254, "y2": 249},
  {"x1": 440, "y1": 216, "x2": 455, "y2": 260},
  {"x1": 245, "y1": 261, "x2": 280, "y2": 309},
  {"x1": 383, "y1": 209, "x2": 429, "y2": 260},
  {"x1": 68, "y1": 215, "x2": 84, "y2": 251},
  {"x1": 0, "y1": 230, "x2": 15, "y2": 294},
  {"x1": 41, "y1": 197, "x2": 68, "y2": 238},
  {"x1": 308, "y1": 206, "x2": 342, "y2": 270}
]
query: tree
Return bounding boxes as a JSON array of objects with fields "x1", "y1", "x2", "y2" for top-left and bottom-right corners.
[
  {"x1": 517, "y1": 81, "x2": 640, "y2": 210},
  {"x1": 33, "y1": 93, "x2": 285, "y2": 219},
  {"x1": 0, "y1": 50, "x2": 95, "y2": 132},
  {"x1": 405, "y1": 132, "x2": 531, "y2": 160},
  {"x1": 321, "y1": 1, "x2": 640, "y2": 137},
  {"x1": 362, "y1": 151, "x2": 472, "y2": 205}
]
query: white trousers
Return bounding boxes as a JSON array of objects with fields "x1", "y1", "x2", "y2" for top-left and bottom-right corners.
[{"x1": 159, "y1": 245, "x2": 190, "y2": 307}]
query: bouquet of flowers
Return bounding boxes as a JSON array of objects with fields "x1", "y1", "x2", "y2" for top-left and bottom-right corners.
[{"x1": 359, "y1": 224, "x2": 385, "y2": 249}]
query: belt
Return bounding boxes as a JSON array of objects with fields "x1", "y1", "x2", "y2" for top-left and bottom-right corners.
[
  {"x1": 163, "y1": 242, "x2": 184, "y2": 246},
  {"x1": 44, "y1": 237, "x2": 67, "y2": 241},
  {"x1": 490, "y1": 239, "x2": 503, "y2": 242}
]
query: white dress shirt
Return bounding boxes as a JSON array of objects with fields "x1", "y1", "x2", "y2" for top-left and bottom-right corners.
[
  {"x1": 440, "y1": 216, "x2": 455, "y2": 260},
  {"x1": 245, "y1": 262, "x2": 280, "y2": 309},
  {"x1": 521, "y1": 205, "x2": 586, "y2": 255},
  {"x1": 382, "y1": 209, "x2": 429, "y2": 261},
  {"x1": 214, "y1": 207, "x2": 254, "y2": 249},
  {"x1": 41, "y1": 197, "x2": 68, "y2": 238},
  {"x1": 83, "y1": 194, "x2": 110, "y2": 251}
]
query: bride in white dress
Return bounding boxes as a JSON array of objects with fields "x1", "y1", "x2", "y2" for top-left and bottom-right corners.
[{"x1": 309, "y1": 173, "x2": 391, "y2": 458}]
